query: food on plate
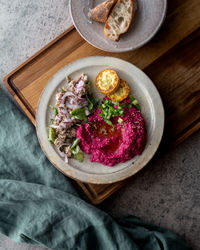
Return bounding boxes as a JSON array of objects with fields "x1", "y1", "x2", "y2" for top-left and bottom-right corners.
[
  {"x1": 88, "y1": 0, "x2": 116, "y2": 23},
  {"x1": 48, "y1": 73, "x2": 97, "y2": 163},
  {"x1": 48, "y1": 68, "x2": 146, "y2": 166},
  {"x1": 76, "y1": 98, "x2": 146, "y2": 166},
  {"x1": 104, "y1": 0, "x2": 137, "y2": 41},
  {"x1": 95, "y1": 69, "x2": 120, "y2": 94},
  {"x1": 107, "y1": 79, "x2": 130, "y2": 102}
]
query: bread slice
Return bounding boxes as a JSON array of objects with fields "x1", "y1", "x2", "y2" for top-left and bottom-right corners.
[
  {"x1": 88, "y1": 0, "x2": 116, "y2": 23},
  {"x1": 104, "y1": 0, "x2": 137, "y2": 41}
]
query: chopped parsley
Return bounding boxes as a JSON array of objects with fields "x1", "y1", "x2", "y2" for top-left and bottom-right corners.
[
  {"x1": 50, "y1": 105, "x2": 58, "y2": 116},
  {"x1": 70, "y1": 108, "x2": 87, "y2": 122},
  {"x1": 60, "y1": 87, "x2": 66, "y2": 93}
]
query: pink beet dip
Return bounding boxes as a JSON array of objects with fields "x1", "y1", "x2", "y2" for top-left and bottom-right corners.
[{"x1": 76, "y1": 99, "x2": 146, "y2": 166}]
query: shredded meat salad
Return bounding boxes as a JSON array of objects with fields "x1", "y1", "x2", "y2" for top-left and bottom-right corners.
[{"x1": 48, "y1": 73, "x2": 96, "y2": 163}]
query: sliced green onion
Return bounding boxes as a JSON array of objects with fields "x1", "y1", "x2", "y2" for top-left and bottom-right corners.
[
  {"x1": 48, "y1": 127, "x2": 56, "y2": 143},
  {"x1": 71, "y1": 138, "x2": 80, "y2": 149},
  {"x1": 106, "y1": 120, "x2": 113, "y2": 126},
  {"x1": 118, "y1": 118, "x2": 123, "y2": 124},
  {"x1": 130, "y1": 95, "x2": 140, "y2": 110}
]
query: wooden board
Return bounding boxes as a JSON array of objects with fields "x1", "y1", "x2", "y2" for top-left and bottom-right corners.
[{"x1": 3, "y1": 0, "x2": 200, "y2": 204}]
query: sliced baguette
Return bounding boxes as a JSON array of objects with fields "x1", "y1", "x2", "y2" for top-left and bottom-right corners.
[
  {"x1": 104, "y1": 0, "x2": 137, "y2": 41},
  {"x1": 88, "y1": 0, "x2": 116, "y2": 23}
]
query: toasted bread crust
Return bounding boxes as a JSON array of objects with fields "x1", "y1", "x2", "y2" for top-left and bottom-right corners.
[
  {"x1": 88, "y1": 0, "x2": 116, "y2": 23},
  {"x1": 104, "y1": 0, "x2": 137, "y2": 41}
]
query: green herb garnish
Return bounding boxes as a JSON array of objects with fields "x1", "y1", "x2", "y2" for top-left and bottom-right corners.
[
  {"x1": 87, "y1": 81, "x2": 91, "y2": 89},
  {"x1": 60, "y1": 88, "x2": 66, "y2": 93},
  {"x1": 71, "y1": 138, "x2": 84, "y2": 162},
  {"x1": 48, "y1": 127, "x2": 56, "y2": 143},
  {"x1": 50, "y1": 105, "x2": 58, "y2": 116},
  {"x1": 118, "y1": 118, "x2": 123, "y2": 124},
  {"x1": 120, "y1": 102, "x2": 131, "y2": 109},
  {"x1": 72, "y1": 146, "x2": 84, "y2": 162},
  {"x1": 106, "y1": 120, "x2": 113, "y2": 126},
  {"x1": 130, "y1": 95, "x2": 140, "y2": 110},
  {"x1": 70, "y1": 108, "x2": 87, "y2": 121},
  {"x1": 50, "y1": 118, "x2": 54, "y2": 124},
  {"x1": 99, "y1": 99, "x2": 124, "y2": 125},
  {"x1": 99, "y1": 96, "x2": 141, "y2": 124},
  {"x1": 86, "y1": 91, "x2": 98, "y2": 111},
  {"x1": 71, "y1": 138, "x2": 80, "y2": 149}
]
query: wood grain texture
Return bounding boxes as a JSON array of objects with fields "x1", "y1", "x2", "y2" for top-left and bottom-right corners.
[
  {"x1": 9, "y1": 0, "x2": 200, "y2": 114},
  {"x1": 3, "y1": 0, "x2": 200, "y2": 204},
  {"x1": 145, "y1": 29, "x2": 200, "y2": 146}
]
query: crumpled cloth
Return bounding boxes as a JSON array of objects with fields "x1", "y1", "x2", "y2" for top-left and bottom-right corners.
[{"x1": 0, "y1": 90, "x2": 192, "y2": 250}]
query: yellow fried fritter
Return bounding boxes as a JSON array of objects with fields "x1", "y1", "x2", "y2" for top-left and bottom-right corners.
[
  {"x1": 107, "y1": 79, "x2": 130, "y2": 102},
  {"x1": 95, "y1": 69, "x2": 120, "y2": 95}
]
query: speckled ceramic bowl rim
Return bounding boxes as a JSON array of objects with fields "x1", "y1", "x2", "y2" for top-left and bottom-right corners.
[
  {"x1": 36, "y1": 56, "x2": 165, "y2": 184},
  {"x1": 69, "y1": 0, "x2": 167, "y2": 52}
]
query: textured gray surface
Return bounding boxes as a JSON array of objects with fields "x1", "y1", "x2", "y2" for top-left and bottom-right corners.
[
  {"x1": 0, "y1": 0, "x2": 72, "y2": 81},
  {"x1": 100, "y1": 131, "x2": 200, "y2": 250},
  {"x1": 0, "y1": 0, "x2": 199, "y2": 250}
]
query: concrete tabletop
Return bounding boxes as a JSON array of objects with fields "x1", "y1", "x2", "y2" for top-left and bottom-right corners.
[{"x1": 0, "y1": 1, "x2": 199, "y2": 249}]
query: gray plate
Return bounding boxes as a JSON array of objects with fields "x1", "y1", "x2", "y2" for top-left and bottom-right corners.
[
  {"x1": 36, "y1": 56, "x2": 164, "y2": 184},
  {"x1": 69, "y1": 0, "x2": 167, "y2": 52}
]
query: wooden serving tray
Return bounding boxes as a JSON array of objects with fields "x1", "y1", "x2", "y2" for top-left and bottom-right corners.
[{"x1": 3, "y1": 0, "x2": 200, "y2": 204}]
